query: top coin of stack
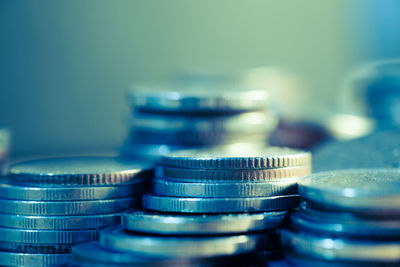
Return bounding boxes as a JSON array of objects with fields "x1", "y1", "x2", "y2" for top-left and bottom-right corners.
[
  {"x1": 0, "y1": 157, "x2": 152, "y2": 267},
  {"x1": 122, "y1": 75, "x2": 279, "y2": 162},
  {"x1": 282, "y1": 169, "x2": 400, "y2": 266}
]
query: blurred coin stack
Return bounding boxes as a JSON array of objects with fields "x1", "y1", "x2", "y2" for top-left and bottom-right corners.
[
  {"x1": 282, "y1": 169, "x2": 400, "y2": 266},
  {"x1": 0, "y1": 126, "x2": 11, "y2": 175},
  {"x1": 121, "y1": 76, "x2": 278, "y2": 163},
  {"x1": 0, "y1": 157, "x2": 151, "y2": 267},
  {"x1": 71, "y1": 146, "x2": 311, "y2": 266}
]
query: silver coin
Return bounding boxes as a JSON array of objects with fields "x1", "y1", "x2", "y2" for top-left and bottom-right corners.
[
  {"x1": 131, "y1": 111, "x2": 278, "y2": 134},
  {"x1": 0, "y1": 198, "x2": 137, "y2": 215},
  {"x1": 299, "y1": 169, "x2": 400, "y2": 213},
  {"x1": 130, "y1": 129, "x2": 268, "y2": 146},
  {"x1": 153, "y1": 177, "x2": 299, "y2": 197},
  {"x1": 163, "y1": 145, "x2": 311, "y2": 169},
  {"x1": 290, "y1": 211, "x2": 400, "y2": 239},
  {"x1": 281, "y1": 229, "x2": 400, "y2": 263},
  {"x1": 0, "y1": 213, "x2": 120, "y2": 230},
  {"x1": 142, "y1": 194, "x2": 299, "y2": 213},
  {"x1": 10, "y1": 157, "x2": 152, "y2": 186},
  {"x1": 127, "y1": 81, "x2": 271, "y2": 113},
  {"x1": 0, "y1": 250, "x2": 71, "y2": 267},
  {"x1": 162, "y1": 166, "x2": 311, "y2": 182},
  {"x1": 72, "y1": 242, "x2": 249, "y2": 267},
  {"x1": 0, "y1": 242, "x2": 72, "y2": 254},
  {"x1": 100, "y1": 226, "x2": 265, "y2": 258},
  {"x1": 122, "y1": 209, "x2": 287, "y2": 235},
  {"x1": 0, "y1": 227, "x2": 98, "y2": 244},
  {"x1": 0, "y1": 180, "x2": 143, "y2": 201}
]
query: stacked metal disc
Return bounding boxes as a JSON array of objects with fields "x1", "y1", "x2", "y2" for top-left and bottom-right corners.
[
  {"x1": 71, "y1": 146, "x2": 312, "y2": 266},
  {"x1": 281, "y1": 169, "x2": 400, "y2": 266},
  {"x1": 0, "y1": 157, "x2": 151, "y2": 267},
  {"x1": 121, "y1": 77, "x2": 278, "y2": 162},
  {"x1": 0, "y1": 126, "x2": 10, "y2": 175}
]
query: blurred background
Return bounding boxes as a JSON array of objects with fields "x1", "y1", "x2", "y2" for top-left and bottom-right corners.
[{"x1": 1, "y1": 0, "x2": 400, "y2": 157}]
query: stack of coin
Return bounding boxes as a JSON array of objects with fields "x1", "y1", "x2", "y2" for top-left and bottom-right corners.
[
  {"x1": 0, "y1": 157, "x2": 151, "y2": 267},
  {"x1": 121, "y1": 77, "x2": 278, "y2": 162},
  {"x1": 0, "y1": 126, "x2": 10, "y2": 175},
  {"x1": 71, "y1": 146, "x2": 312, "y2": 266},
  {"x1": 281, "y1": 169, "x2": 400, "y2": 266}
]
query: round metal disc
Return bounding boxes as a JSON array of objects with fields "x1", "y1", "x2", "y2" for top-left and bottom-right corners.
[
  {"x1": 0, "y1": 250, "x2": 71, "y2": 267},
  {"x1": 72, "y1": 241, "x2": 255, "y2": 267},
  {"x1": 128, "y1": 81, "x2": 271, "y2": 114},
  {"x1": 142, "y1": 194, "x2": 299, "y2": 213},
  {"x1": 100, "y1": 227, "x2": 266, "y2": 258},
  {"x1": 153, "y1": 177, "x2": 299, "y2": 197},
  {"x1": 0, "y1": 213, "x2": 120, "y2": 230},
  {"x1": 131, "y1": 111, "x2": 278, "y2": 134},
  {"x1": 162, "y1": 166, "x2": 311, "y2": 182},
  {"x1": 163, "y1": 145, "x2": 311, "y2": 169},
  {"x1": 10, "y1": 157, "x2": 152, "y2": 186},
  {"x1": 281, "y1": 229, "x2": 400, "y2": 263},
  {"x1": 290, "y1": 211, "x2": 400, "y2": 239},
  {"x1": 0, "y1": 198, "x2": 137, "y2": 215},
  {"x1": 0, "y1": 180, "x2": 143, "y2": 201},
  {"x1": 299, "y1": 169, "x2": 400, "y2": 213},
  {"x1": 122, "y1": 209, "x2": 287, "y2": 235},
  {"x1": 0, "y1": 227, "x2": 98, "y2": 244}
]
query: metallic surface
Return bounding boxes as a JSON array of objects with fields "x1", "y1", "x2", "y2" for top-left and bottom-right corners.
[
  {"x1": 0, "y1": 198, "x2": 136, "y2": 215},
  {"x1": 122, "y1": 209, "x2": 287, "y2": 235},
  {"x1": 153, "y1": 177, "x2": 299, "y2": 197},
  {"x1": 163, "y1": 146, "x2": 311, "y2": 169},
  {"x1": 0, "y1": 213, "x2": 121, "y2": 230},
  {"x1": 100, "y1": 227, "x2": 264, "y2": 258},
  {"x1": 142, "y1": 194, "x2": 299, "y2": 213}
]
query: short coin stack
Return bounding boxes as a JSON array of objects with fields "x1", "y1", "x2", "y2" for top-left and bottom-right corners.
[
  {"x1": 0, "y1": 157, "x2": 151, "y2": 267},
  {"x1": 282, "y1": 169, "x2": 400, "y2": 266},
  {"x1": 122, "y1": 78, "x2": 278, "y2": 162},
  {"x1": 71, "y1": 146, "x2": 312, "y2": 266}
]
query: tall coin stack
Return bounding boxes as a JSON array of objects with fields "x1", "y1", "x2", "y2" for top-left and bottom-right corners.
[
  {"x1": 121, "y1": 77, "x2": 278, "y2": 163},
  {"x1": 282, "y1": 169, "x2": 400, "y2": 266},
  {"x1": 0, "y1": 126, "x2": 10, "y2": 175},
  {"x1": 71, "y1": 146, "x2": 311, "y2": 266},
  {"x1": 0, "y1": 157, "x2": 151, "y2": 267}
]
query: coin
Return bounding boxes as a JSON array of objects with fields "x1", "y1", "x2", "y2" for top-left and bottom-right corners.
[
  {"x1": 162, "y1": 166, "x2": 311, "y2": 182},
  {"x1": 10, "y1": 157, "x2": 152, "y2": 186},
  {"x1": 313, "y1": 131, "x2": 400, "y2": 172},
  {"x1": 0, "y1": 213, "x2": 121, "y2": 230},
  {"x1": 299, "y1": 169, "x2": 400, "y2": 214},
  {"x1": 0, "y1": 227, "x2": 98, "y2": 244},
  {"x1": 0, "y1": 242, "x2": 72, "y2": 254},
  {"x1": 153, "y1": 178, "x2": 298, "y2": 197},
  {"x1": 0, "y1": 250, "x2": 71, "y2": 267},
  {"x1": 142, "y1": 194, "x2": 299, "y2": 213},
  {"x1": 281, "y1": 229, "x2": 400, "y2": 263},
  {"x1": 122, "y1": 209, "x2": 287, "y2": 235},
  {"x1": 0, "y1": 198, "x2": 137, "y2": 215},
  {"x1": 131, "y1": 111, "x2": 277, "y2": 134},
  {"x1": 72, "y1": 241, "x2": 251, "y2": 267},
  {"x1": 127, "y1": 81, "x2": 271, "y2": 114},
  {"x1": 163, "y1": 145, "x2": 311, "y2": 169},
  {"x1": 0, "y1": 180, "x2": 143, "y2": 201},
  {"x1": 100, "y1": 226, "x2": 265, "y2": 258},
  {"x1": 290, "y1": 211, "x2": 400, "y2": 239}
]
